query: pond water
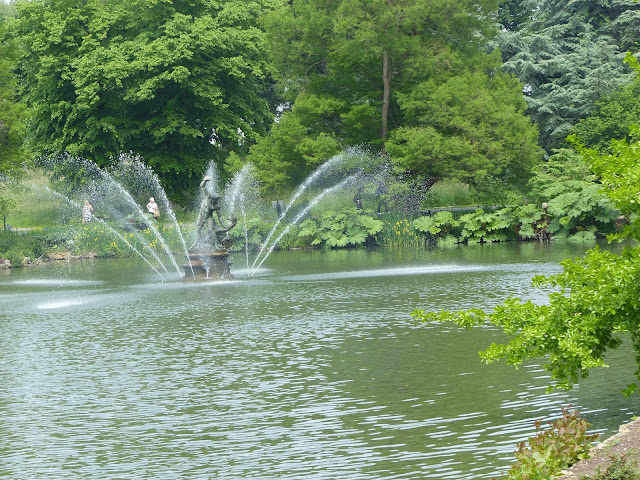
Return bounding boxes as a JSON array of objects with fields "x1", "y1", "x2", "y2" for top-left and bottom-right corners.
[{"x1": 0, "y1": 241, "x2": 636, "y2": 479}]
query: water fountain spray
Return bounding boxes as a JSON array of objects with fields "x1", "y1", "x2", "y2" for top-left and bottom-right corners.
[
  {"x1": 44, "y1": 187, "x2": 167, "y2": 281},
  {"x1": 113, "y1": 154, "x2": 194, "y2": 277},
  {"x1": 250, "y1": 175, "x2": 358, "y2": 276},
  {"x1": 250, "y1": 153, "x2": 348, "y2": 271}
]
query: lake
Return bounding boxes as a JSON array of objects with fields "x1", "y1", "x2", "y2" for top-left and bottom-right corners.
[{"x1": 0, "y1": 241, "x2": 636, "y2": 479}]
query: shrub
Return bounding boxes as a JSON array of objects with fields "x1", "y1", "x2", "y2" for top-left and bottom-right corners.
[
  {"x1": 527, "y1": 150, "x2": 620, "y2": 238},
  {"x1": 458, "y1": 208, "x2": 519, "y2": 244},
  {"x1": 227, "y1": 218, "x2": 277, "y2": 252},
  {"x1": 0, "y1": 231, "x2": 47, "y2": 263},
  {"x1": 298, "y1": 208, "x2": 383, "y2": 248},
  {"x1": 504, "y1": 408, "x2": 598, "y2": 480},
  {"x1": 413, "y1": 211, "x2": 461, "y2": 246}
]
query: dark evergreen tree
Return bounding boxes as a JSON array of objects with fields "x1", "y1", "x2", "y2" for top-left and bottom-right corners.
[
  {"x1": 493, "y1": 0, "x2": 640, "y2": 152},
  {"x1": 497, "y1": 0, "x2": 535, "y2": 31},
  {"x1": 572, "y1": 63, "x2": 640, "y2": 152}
]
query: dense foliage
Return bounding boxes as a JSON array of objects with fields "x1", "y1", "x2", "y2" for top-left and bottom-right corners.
[
  {"x1": 503, "y1": 408, "x2": 598, "y2": 480},
  {"x1": 298, "y1": 208, "x2": 383, "y2": 248},
  {"x1": 412, "y1": 149, "x2": 619, "y2": 246},
  {"x1": 10, "y1": 0, "x2": 277, "y2": 200},
  {"x1": 572, "y1": 55, "x2": 640, "y2": 153},
  {"x1": 0, "y1": 4, "x2": 29, "y2": 225},
  {"x1": 231, "y1": 0, "x2": 541, "y2": 196},
  {"x1": 494, "y1": 0, "x2": 640, "y2": 152},
  {"x1": 4, "y1": 0, "x2": 639, "y2": 211},
  {"x1": 413, "y1": 130, "x2": 640, "y2": 394}
]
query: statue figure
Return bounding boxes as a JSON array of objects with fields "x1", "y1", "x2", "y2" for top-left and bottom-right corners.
[{"x1": 191, "y1": 176, "x2": 236, "y2": 249}]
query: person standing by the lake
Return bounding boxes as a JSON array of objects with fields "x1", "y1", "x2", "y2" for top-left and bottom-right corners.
[
  {"x1": 146, "y1": 197, "x2": 159, "y2": 219},
  {"x1": 82, "y1": 200, "x2": 93, "y2": 223}
]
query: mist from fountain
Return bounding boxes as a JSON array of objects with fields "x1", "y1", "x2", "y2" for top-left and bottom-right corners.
[
  {"x1": 223, "y1": 163, "x2": 260, "y2": 273},
  {"x1": 44, "y1": 187, "x2": 168, "y2": 281},
  {"x1": 250, "y1": 174, "x2": 359, "y2": 275},
  {"x1": 112, "y1": 154, "x2": 194, "y2": 276},
  {"x1": 39, "y1": 148, "x2": 405, "y2": 282},
  {"x1": 97, "y1": 168, "x2": 181, "y2": 274},
  {"x1": 249, "y1": 152, "x2": 352, "y2": 272},
  {"x1": 43, "y1": 154, "x2": 185, "y2": 278}
]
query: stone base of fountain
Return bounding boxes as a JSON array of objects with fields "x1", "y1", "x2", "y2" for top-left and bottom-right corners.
[{"x1": 182, "y1": 249, "x2": 234, "y2": 281}]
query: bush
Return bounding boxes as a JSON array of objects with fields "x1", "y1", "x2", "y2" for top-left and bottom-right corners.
[
  {"x1": 298, "y1": 208, "x2": 383, "y2": 248},
  {"x1": 504, "y1": 408, "x2": 598, "y2": 480},
  {"x1": 0, "y1": 231, "x2": 47, "y2": 263},
  {"x1": 527, "y1": 150, "x2": 620, "y2": 238},
  {"x1": 413, "y1": 211, "x2": 461, "y2": 246}
]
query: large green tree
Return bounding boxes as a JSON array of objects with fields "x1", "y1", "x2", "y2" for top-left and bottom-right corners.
[
  {"x1": 494, "y1": 0, "x2": 640, "y2": 152},
  {"x1": 386, "y1": 50, "x2": 541, "y2": 189},
  {"x1": 11, "y1": 0, "x2": 276, "y2": 200},
  {"x1": 0, "y1": 3, "x2": 29, "y2": 227},
  {"x1": 240, "y1": 0, "x2": 541, "y2": 196}
]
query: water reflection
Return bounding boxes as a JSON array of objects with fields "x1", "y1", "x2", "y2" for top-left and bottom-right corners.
[{"x1": 0, "y1": 241, "x2": 636, "y2": 479}]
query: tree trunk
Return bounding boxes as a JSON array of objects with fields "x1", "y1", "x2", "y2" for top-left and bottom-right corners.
[{"x1": 381, "y1": 50, "x2": 392, "y2": 140}]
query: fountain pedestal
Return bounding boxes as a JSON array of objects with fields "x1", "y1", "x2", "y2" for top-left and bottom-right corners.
[{"x1": 183, "y1": 249, "x2": 234, "y2": 281}]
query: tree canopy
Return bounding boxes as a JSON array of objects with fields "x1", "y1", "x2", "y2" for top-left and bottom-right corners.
[
  {"x1": 494, "y1": 0, "x2": 640, "y2": 152},
  {"x1": 572, "y1": 55, "x2": 640, "y2": 153},
  {"x1": 386, "y1": 50, "x2": 541, "y2": 190},
  {"x1": 0, "y1": 3, "x2": 29, "y2": 224},
  {"x1": 0, "y1": 3, "x2": 28, "y2": 176},
  {"x1": 235, "y1": 0, "x2": 541, "y2": 197},
  {"x1": 11, "y1": 0, "x2": 277, "y2": 200}
]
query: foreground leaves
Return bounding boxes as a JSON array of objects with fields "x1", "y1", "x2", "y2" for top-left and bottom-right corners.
[
  {"x1": 504, "y1": 408, "x2": 598, "y2": 480},
  {"x1": 414, "y1": 245, "x2": 640, "y2": 392}
]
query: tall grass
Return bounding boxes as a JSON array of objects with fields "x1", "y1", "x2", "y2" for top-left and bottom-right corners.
[
  {"x1": 4, "y1": 171, "x2": 64, "y2": 228},
  {"x1": 422, "y1": 180, "x2": 474, "y2": 208}
]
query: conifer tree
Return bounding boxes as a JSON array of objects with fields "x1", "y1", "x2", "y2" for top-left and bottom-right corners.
[{"x1": 494, "y1": 0, "x2": 640, "y2": 151}]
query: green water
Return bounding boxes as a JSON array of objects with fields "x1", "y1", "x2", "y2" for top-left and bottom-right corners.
[{"x1": 0, "y1": 241, "x2": 636, "y2": 479}]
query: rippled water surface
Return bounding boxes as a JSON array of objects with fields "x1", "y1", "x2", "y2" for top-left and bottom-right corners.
[{"x1": 0, "y1": 242, "x2": 636, "y2": 479}]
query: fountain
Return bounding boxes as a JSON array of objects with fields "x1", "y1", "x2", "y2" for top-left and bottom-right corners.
[
  {"x1": 37, "y1": 148, "x2": 410, "y2": 282},
  {"x1": 182, "y1": 175, "x2": 237, "y2": 281}
]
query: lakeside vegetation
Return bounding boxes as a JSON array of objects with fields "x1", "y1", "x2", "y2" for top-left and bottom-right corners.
[{"x1": 3, "y1": 0, "x2": 640, "y2": 474}]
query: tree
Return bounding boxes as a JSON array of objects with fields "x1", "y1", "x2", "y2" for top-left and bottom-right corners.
[
  {"x1": 413, "y1": 127, "x2": 640, "y2": 395},
  {"x1": 572, "y1": 71, "x2": 640, "y2": 153},
  {"x1": 242, "y1": 0, "x2": 540, "y2": 196},
  {"x1": 386, "y1": 50, "x2": 541, "y2": 190},
  {"x1": 226, "y1": 111, "x2": 341, "y2": 196},
  {"x1": 11, "y1": 0, "x2": 276, "y2": 201},
  {"x1": 0, "y1": 3, "x2": 29, "y2": 229},
  {"x1": 493, "y1": 0, "x2": 640, "y2": 152},
  {"x1": 496, "y1": 0, "x2": 535, "y2": 32},
  {"x1": 331, "y1": 0, "x2": 497, "y2": 141}
]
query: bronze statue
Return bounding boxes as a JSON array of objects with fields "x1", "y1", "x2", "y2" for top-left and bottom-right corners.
[{"x1": 191, "y1": 176, "x2": 236, "y2": 249}]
